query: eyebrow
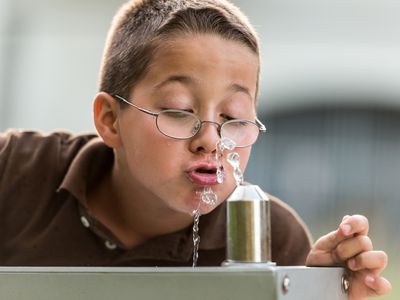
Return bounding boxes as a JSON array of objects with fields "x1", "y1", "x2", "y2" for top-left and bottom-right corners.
[
  {"x1": 154, "y1": 75, "x2": 193, "y2": 90},
  {"x1": 154, "y1": 74, "x2": 253, "y2": 100},
  {"x1": 228, "y1": 83, "x2": 253, "y2": 100}
]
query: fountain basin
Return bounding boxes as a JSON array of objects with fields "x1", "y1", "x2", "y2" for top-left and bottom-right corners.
[{"x1": 0, "y1": 266, "x2": 347, "y2": 299}]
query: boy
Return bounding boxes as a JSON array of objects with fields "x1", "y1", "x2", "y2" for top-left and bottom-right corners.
[{"x1": 0, "y1": 0, "x2": 391, "y2": 299}]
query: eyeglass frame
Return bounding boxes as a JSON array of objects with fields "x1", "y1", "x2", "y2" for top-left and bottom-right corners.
[{"x1": 113, "y1": 94, "x2": 266, "y2": 147}]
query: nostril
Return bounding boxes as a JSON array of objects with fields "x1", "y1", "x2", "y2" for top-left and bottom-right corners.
[{"x1": 189, "y1": 124, "x2": 220, "y2": 153}]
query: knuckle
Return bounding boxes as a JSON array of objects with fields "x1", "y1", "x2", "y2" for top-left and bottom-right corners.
[
  {"x1": 376, "y1": 277, "x2": 392, "y2": 295},
  {"x1": 363, "y1": 216, "x2": 369, "y2": 228},
  {"x1": 342, "y1": 215, "x2": 350, "y2": 222},
  {"x1": 354, "y1": 253, "x2": 364, "y2": 267},
  {"x1": 334, "y1": 244, "x2": 347, "y2": 261},
  {"x1": 358, "y1": 235, "x2": 373, "y2": 251},
  {"x1": 327, "y1": 230, "x2": 338, "y2": 243},
  {"x1": 348, "y1": 214, "x2": 368, "y2": 230},
  {"x1": 356, "y1": 214, "x2": 369, "y2": 228}
]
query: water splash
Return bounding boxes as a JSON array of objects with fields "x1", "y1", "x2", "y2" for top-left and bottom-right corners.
[
  {"x1": 220, "y1": 137, "x2": 237, "y2": 151},
  {"x1": 200, "y1": 186, "x2": 218, "y2": 205},
  {"x1": 192, "y1": 209, "x2": 201, "y2": 267},
  {"x1": 216, "y1": 137, "x2": 237, "y2": 184},
  {"x1": 216, "y1": 141, "x2": 225, "y2": 184},
  {"x1": 192, "y1": 187, "x2": 217, "y2": 267},
  {"x1": 192, "y1": 137, "x2": 237, "y2": 267},
  {"x1": 216, "y1": 167, "x2": 224, "y2": 184},
  {"x1": 227, "y1": 152, "x2": 244, "y2": 186}
]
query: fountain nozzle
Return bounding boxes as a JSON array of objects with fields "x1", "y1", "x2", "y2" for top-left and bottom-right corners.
[{"x1": 223, "y1": 184, "x2": 274, "y2": 266}]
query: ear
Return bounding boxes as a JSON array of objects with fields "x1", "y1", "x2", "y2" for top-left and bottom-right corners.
[{"x1": 93, "y1": 92, "x2": 121, "y2": 148}]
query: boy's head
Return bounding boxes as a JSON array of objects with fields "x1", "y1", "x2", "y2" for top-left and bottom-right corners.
[
  {"x1": 99, "y1": 0, "x2": 260, "y2": 99},
  {"x1": 94, "y1": 0, "x2": 262, "y2": 216}
]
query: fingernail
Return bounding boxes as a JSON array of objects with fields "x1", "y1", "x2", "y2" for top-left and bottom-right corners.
[
  {"x1": 341, "y1": 223, "x2": 352, "y2": 235},
  {"x1": 348, "y1": 258, "x2": 356, "y2": 270},
  {"x1": 365, "y1": 275, "x2": 375, "y2": 286}
]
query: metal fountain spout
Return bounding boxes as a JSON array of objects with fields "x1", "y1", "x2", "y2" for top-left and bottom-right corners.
[
  {"x1": 224, "y1": 184, "x2": 275, "y2": 266},
  {"x1": 219, "y1": 139, "x2": 274, "y2": 266}
]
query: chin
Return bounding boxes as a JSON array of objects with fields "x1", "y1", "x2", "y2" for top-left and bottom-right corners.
[
  {"x1": 176, "y1": 183, "x2": 233, "y2": 216},
  {"x1": 197, "y1": 203, "x2": 217, "y2": 215},
  {"x1": 175, "y1": 196, "x2": 216, "y2": 216}
]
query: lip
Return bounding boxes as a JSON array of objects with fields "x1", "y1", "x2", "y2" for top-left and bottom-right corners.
[{"x1": 186, "y1": 163, "x2": 220, "y2": 186}]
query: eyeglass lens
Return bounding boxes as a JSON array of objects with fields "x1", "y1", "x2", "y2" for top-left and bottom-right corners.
[{"x1": 156, "y1": 110, "x2": 259, "y2": 146}]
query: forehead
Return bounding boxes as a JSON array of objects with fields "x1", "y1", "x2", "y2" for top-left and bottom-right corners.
[{"x1": 140, "y1": 33, "x2": 259, "y2": 100}]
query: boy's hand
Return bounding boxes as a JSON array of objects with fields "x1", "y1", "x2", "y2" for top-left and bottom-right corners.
[{"x1": 305, "y1": 215, "x2": 392, "y2": 300}]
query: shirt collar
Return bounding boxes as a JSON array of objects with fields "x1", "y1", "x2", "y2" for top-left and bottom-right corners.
[{"x1": 58, "y1": 136, "x2": 113, "y2": 208}]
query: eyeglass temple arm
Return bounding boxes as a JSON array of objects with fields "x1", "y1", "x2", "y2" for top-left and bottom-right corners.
[
  {"x1": 256, "y1": 118, "x2": 267, "y2": 132},
  {"x1": 116, "y1": 94, "x2": 267, "y2": 133},
  {"x1": 114, "y1": 95, "x2": 158, "y2": 117}
]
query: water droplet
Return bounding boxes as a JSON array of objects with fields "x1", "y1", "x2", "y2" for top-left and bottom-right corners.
[
  {"x1": 233, "y1": 167, "x2": 244, "y2": 186},
  {"x1": 216, "y1": 138, "x2": 236, "y2": 184},
  {"x1": 227, "y1": 152, "x2": 240, "y2": 168},
  {"x1": 215, "y1": 140, "x2": 225, "y2": 184},
  {"x1": 227, "y1": 152, "x2": 244, "y2": 186},
  {"x1": 216, "y1": 167, "x2": 225, "y2": 183},
  {"x1": 201, "y1": 186, "x2": 218, "y2": 205},
  {"x1": 221, "y1": 137, "x2": 236, "y2": 150}
]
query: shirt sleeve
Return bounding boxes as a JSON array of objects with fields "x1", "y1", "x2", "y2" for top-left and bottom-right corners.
[
  {"x1": 269, "y1": 194, "x2": 313, "y2": 266},
  {"x1": 0, "y1": 130, "x2": 11, "y2": 152},
  {"x1": 0, "y1": 130, "x2": 63, "y2": 191},
  {"x1": 0, "y1": 130, "x2": 36, "y2": 170},
  {"x1": 0, "y1": 129, "x2": 16, "y2": 171}
]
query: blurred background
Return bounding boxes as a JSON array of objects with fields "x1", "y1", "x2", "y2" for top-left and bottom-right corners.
[{"x1": 0, "y1": 0, "x2": 399, "y2": 297}]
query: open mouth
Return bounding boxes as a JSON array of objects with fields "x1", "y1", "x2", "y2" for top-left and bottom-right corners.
[
  {"x1": 187, "y1": 166, "x2": 220, "y2": 185},
  {"x1": 196, "y1": 167, "x2": 217, "y2": 174}
]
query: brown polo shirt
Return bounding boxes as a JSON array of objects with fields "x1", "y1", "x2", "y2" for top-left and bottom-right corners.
[{"x1": 0, "y1": 130, "x2": 312, "y2": 266}]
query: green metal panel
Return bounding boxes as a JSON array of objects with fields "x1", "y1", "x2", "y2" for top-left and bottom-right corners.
[{"x1": 0, "y1": 266, "x2": 347, "y2": 300}]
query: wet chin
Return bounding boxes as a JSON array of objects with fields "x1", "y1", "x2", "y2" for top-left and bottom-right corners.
[
  {"x1": 197, "y1": 201, "x2": 220, "y2": 215},
  {"x1": 182, "y1": 184, "x2": 234, "y2": 215}
]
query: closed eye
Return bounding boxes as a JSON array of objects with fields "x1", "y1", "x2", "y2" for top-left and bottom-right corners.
[
  {"x1": 221, "y1": 114, "x2": 236, "y2": 121},
  {"x1": 160, "y1": 108, "x2": 194, "y2": 113},
  {"x1": 161, "y1": 110, "x2": 194, "y2": 119}
]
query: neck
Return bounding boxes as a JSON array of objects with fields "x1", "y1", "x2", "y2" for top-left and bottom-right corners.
[{"x1": 87, "y1": 163, "x2": 193, "y2": 249}]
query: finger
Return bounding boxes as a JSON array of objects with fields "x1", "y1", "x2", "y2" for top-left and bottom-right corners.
[
  {"x1": 340, "y1": 214, "x2": 369, "y2": 237},
  {"x1": 334, "y1": 235, "x2": 372, "y2": 261},
  {"x1": 315, "y1": 215, "x2": 368, "y2": 251},
  {"x1": 342, "y1": 215, "x2": 351, "y2": 222},
  {"x1": 349, "y1": 271, "x2": 392, "y2": 299},
  {"x1": 348, "y1": 250, "x2": 388, "y2": 272},
  {"x1": 364, "y1": 275, "x2": 392, "y2": 297},
  {"x1": 311, "y1": 229, "x2": 343, "y2": 252}
]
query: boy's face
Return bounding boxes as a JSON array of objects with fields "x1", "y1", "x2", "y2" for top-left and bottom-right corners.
[{"x1": 116, "y1": 33, "x2": 259, "y2": 216}]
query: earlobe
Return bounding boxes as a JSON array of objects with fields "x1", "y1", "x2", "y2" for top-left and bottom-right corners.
[{"x1": 93, "y1": 92, "x2": 121, "y2": 148}]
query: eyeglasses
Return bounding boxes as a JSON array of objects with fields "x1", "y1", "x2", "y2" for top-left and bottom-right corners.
[{"x1": 114, "y1": 95, "x2": 266, "y2": 148}]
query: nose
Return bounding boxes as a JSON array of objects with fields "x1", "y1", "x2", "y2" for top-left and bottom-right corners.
[{"x1": 189, "y1": 121, "x2": 221, "y2": 154}]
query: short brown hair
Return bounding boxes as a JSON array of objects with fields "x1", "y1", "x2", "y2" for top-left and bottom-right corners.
[{"x1": 99, "y1": 0, "x2": 260, "y2": 99}]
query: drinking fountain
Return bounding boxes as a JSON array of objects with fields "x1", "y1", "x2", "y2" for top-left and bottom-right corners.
[{"x1": 0, "y1": 184, "x2": 349, "y2": 299}]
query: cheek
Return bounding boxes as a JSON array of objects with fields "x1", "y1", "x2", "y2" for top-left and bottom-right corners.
[
  {"x1": 238, "y1": 150, "x2": 251, "y2": 171},
  {"x1": 124, "y1": 124, "x2": 188, "y2": 180},
  {"x1": 126, "y1": 134, "x2": 178, "y2": 169},
  {"x1": 120, "y1": 118, "x2": 178, "y2": 171},
  {"x1": 121, "y1": 116, "x2": 168, "y2": 152}
]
